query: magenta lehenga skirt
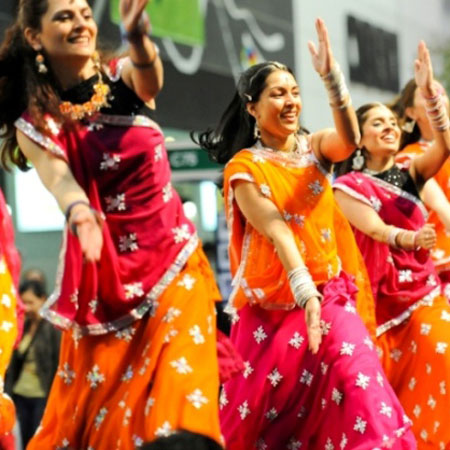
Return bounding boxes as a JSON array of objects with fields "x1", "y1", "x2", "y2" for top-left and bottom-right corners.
[{"x1": 220, "y1": 273, "x2": 416, "y2": 449}]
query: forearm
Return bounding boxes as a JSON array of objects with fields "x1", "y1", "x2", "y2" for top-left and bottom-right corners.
[{"x1": 422, "y1": 178, "x2": 450, "y2": 231}]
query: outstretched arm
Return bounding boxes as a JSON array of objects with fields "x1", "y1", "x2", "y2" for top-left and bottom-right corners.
[
  {"x1": 410, "y1": 41, "x2": 450, "y2": 183},
  {"x1": 120, "y1": 0, "x2": 163, "y2": 103},
  {"x1": 334, "y1": 189, "x2": 436, "y2": 250},
  {"x1": 421, "y1": 178, "x2": 450, "y2": 232},
  {"x1": 308, "y1": 18, "x2": 360, "y2": 164},
  {"x1": 16, "y1": 131, "x2": 103, "y2": 262},
  {"x1": 234, "y1": 180, "x2": 322, "y2": 354}
]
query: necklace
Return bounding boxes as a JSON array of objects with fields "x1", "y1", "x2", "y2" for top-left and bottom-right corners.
[
  {"x1": 259, "y1": 136, "x2": 301, "y2": 158},
  {"x1": 59, "y1": 73, "x2": 111, "y2": 121}
]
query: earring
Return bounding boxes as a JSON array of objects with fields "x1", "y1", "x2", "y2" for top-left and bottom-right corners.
[
  {"x1": 92, "y1": 50, "x2": 101, "y2": 71},
  {"x1": 35, "y1": 52, "x2": 48, "y2": 74},
  {"x1": 254, "y1": 122, "x2": 261, "y2": 140},
  {"x1": 402, "y1": 119, "x2": 416, "y2": 133},
  {"x1": 351, "y1": 149, "x2": 365, "y2": 170}
]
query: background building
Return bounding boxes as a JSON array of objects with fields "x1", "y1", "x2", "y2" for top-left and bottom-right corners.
[{"x1": 1, "y1": 0, "x2": 450, "y2": 293}]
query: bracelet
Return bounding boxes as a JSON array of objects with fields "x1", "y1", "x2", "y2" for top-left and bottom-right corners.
[
  {"x1": 384, "y1": 225, "x2": 402, "y2": 248},
  {"x1": 288, "y1": 266, "x2": 323, "y2": 309},
  {"x1": 69, "y1": 208, "x2": 104, "y2": 237},
  {"x1": 65, "y1": 200, "x2": 90, "y2": 222},
  {"x1": 422, "y1": 91, "x2": 450, "y2": 131},
  {"x1": 321, "y1": 63, "x2": 351, "y2": 109},
  {"x1": 397, "y1": 230, "x2": 418, "y2": 251},
  {"x1": 129, "y1": 44, "x2": 159, "y2": 70}
]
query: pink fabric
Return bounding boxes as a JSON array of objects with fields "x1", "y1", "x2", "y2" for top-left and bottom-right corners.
[
  {"x1": 334, "y1": 170, "x2": 440, "y2": 329},
  {"x1": 15, "y1": 112, "x2": 196, "y2": 335},
  {"x1": 216, "y1": 329, "x2": 244, "y2": 383},
  {"x1": 220, "y1": 272, "x2": 415, "y2": 449}
]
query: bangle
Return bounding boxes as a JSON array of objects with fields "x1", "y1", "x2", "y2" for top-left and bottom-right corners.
[
  {"x1": 288, "y1": 266, "x2": 323, "y2": 309},
  {"x1": 321, "y1": 63, "x2": 351, "y2": 109},
  {"x1": 129, "y1": 43, "x2": 159, "y2": 70},
  {"x1": 65, "y1": 200, "x2": 90, "y2": 222},
  {"x1": 69, "y1": 208, "x2": 104, "y2": 237}
]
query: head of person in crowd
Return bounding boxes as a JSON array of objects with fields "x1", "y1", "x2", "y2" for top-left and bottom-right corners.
[
  {"x1": 192, "y1": 61, "x2": 308, "y2": 165},
  {"x1": 22, "y1": 267, "x2": 48, "y2": 293},
  {"x1": 0, "y1": 0, "x2": 99, "y2": 170},
  {"x1": 19, "y1": 278, "x2": 47, "y2": 323},
  {"x1": 390, "y1": 78, "x2": 450, "y2": 148},
  {"x1": 140, "y1": 430, "x2": 222, "y2": 450},
  {"x1": 334, "y1": 102, "x2": 401, "y2": 177}
]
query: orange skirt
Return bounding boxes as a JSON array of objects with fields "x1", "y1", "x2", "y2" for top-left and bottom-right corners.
[
  {"x1": 0, "y1": 256, "x2": 17, "y2": 436},
  {"x1": 28, "y1": 246, "x2": 222, "y2": 449},
  {"x1": 377, "y1": 294, "x2": 450, "y2": 449}
]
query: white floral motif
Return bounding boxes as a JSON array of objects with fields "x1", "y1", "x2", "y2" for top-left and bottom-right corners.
[
  {"x1": 189, "y1": 325, "x2": 205, "y2": 344},
  {"x1": 253, "y1": 325, "x2": 268, "y2": 344},
  {"x1": 119, "y1": 233, "x2": 139, "y2": 252},
  {"x1": 57, "y1": 362, "x2": 76, "y2": 385},
  {"x1": 89, "y1": 299, "x2": 98, "y2": 314},
  {"x1": 170, "y1": 357, "x2": 193, "y2": 374},
  {"x1": 344, "y1": 302, "x2": 356, "y2": 314},
  {"x1": 0, "y1": 321, "x2": 13, "y2": 332},
  {"x1": 133, "y1": 435, "x2": 144, "y2": 448},
  {"x1": 390, "y1": 348, "x2": 402, "y2": 362},
  {"x1": 426, "y1": 275, "x2": 437, "y2": 286},
  {"x1": 287, "y1": 438, "x2": 302, "y2": 449},
  {"x1": 426, "y1": 363, "x2": 432, "y2": 374},
  {"x1": 252, "y1": 154, "x2": 266, "y2": 163},
  {"x1": 155, "y1": 421, "x2": 173, "y2": 438},
  {"x1": 124, "y1": 282, "x2": 144, "y2": 299},
  {"x1": 308, "y1": 180, "x2": 323, "y2": 195},
  {"x1": 256, "y1": 438, "x2": 268, "y2": 450},
  {"x1": 408, "y1": 377, "x2": 417, "y2": 391},
  {"x1": 87, "y1": 122, "x2": 104, "y2": 132},
  {"x1": 369, "y1": 195, "x2": 382, "y2": 212},
  {"x1": 186, "y1": 389, "x2": 209, "y2": 409},
  {"x1": 300, "y1": 369, "x2": 313, "y2": 386},
  {"x1": 172, "y1": 224, "x2": 191, "y2": 243},
  {"x1": 410, "y1": 340, "x2": 417, "y2": 353},
  {"x1": 219, "y1": 388, "x2": 228, "y2": 409},
  {"x1": 267, "y1": 368, "x2": 283, "y2": 387},
  {"x1": 332, "y1": 388, "x2": 343, "y2": 405},
  {"x1": 260, "y1": 183, "x2": 271, "y2": 197},
  {"x1": 162, "y1": 182, "x2": 173, "y2": 203},
  {"x1": 238, "y1": 400, "x2": 250, "y2": 420},
  {"x1": 353, "y1": 416, "x2": 367, "y2": 434},
  {"x1": 436, "y1": 342, "x2": 448, "y2": 354},
  {"x1": 162, "y1": 307, "x2": 182, "y2": 323},
  {"x1": 243, "y1": 361, "x2": 254, "y2": 379},
  {"x1": 321, "y1": 362, "x2": 329, "y2": 375},
  {"x1": 440, "y1": 381, "x2": 446, "y2": 395},
  {"x1": 115, "y1": 326, "x2": 136, "y2": 342},
  {"x1": 340, "y1": 433, "x2": 348, "y2": 449},
  {"x1": 1, "y1": 294, "x2": 11, "y2": 308},
  {"x1": 325, "y1": 438, "x2": 334, "y2": 450},
  {"x1": 94, "y1": 407, "x2": 108, "y2": 429},
  {"x1": 340, "y1": 342, "x2": 355, "y2": 356},
  {"x1": 154, "y1": 144, "x2": 163, "y2": 161},
  {"x1": 265, "y1": 407, "x2": 278, "y2": 421},
  {"x1": 100, "y1": 153, "x2": 121, "y2": 171},
  {"x1": 0, "y1": 259, "x2": 5, "y2": 274},
  {"x1": 321, "y1": 228, "x2": 332, "y2": 242},
  {"x1": 420, "y1": 323, "x2": 432, "y2": 335},
  {"x1": 105, "y1": 193, "x2": 126, "y2": 212},
  {"x1": 420, "y1": 430, "x2": 428, "y2": 441},
  {"x1": 283, "y1": 210, "x2": 292, "y2": 221},
  {"x1": 428, "y1": 395, "x2": 437, "y2": 409},
  {"x1": 144, "y1": 397, "x2": 155, "y2": 415},
  {"x1": 398, "y1": 270, "x2": 412, "y2": 283},
  {"x1": 413, "y1": 405, "x2": 421, "y2": 418},
  {"x1": 380, "y1": 402, "x2": 392, "y2": 418},
  {"x1": 320, "y1": 320, "x2": 331, "y2": 336},
  {"x1": 293, "y1": 214, "x2": 305, "y2": 226},
  {"x1": 363, "y1": 336, "x2": 374, "y2": 350},
  {"x1": 177, "y1": 274, "x2": 196, "y2": 290},
  {"x1": 289, "y1": 332, "x2": 304, "y2": 349},
  {"x1": 86, "y1": 364, "x2": 105, "y2": 389},
  {"x1": 121, "y1": 365, "x2": 134, "y2": 382},
  {"x1": 441, "y1": 310, "x2": 450, "y2": 322},
  {"x1": 355, "y1": 372, "x2": 370, "y2": 390}
]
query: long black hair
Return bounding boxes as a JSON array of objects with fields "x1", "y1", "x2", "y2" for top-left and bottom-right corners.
[{"x1": 192, "y1": 61, "x2": 306, "y2": 165}]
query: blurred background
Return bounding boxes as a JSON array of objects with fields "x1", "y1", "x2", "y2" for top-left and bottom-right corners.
[{"x1": 2, "y1": 0, "x2": 450, "y2": 300}]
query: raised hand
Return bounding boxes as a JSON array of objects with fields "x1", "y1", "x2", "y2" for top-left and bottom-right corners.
[
  {"x1": 414, "y1": 41, "x2": 435, "y2": 96},
  {"x1": 308, "y1": 18, "x2": 334, "y2": 77},
  {"x1": 305, "y1": 297, "x2": 322, "y2": 354},
  {"x1": 120, "y1": 0, "x2": 150, "y2": 36}
]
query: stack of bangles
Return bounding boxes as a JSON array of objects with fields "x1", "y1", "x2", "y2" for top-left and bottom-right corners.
[
  {"x1": 321, "y1": 63, "x2": 351, "y2": 109},
  {"x1": 423, "y1": 89, "x2": 450, "y2": 131},
  {"x1": 65, "y1": 200, "x2": 104, "y2": 237},
  {"x1": 287, "y1": 266, "x2": 323, "y2": 309},
  {"x1": 384, "y1": 225, "x2": 419, "y2": 251}
]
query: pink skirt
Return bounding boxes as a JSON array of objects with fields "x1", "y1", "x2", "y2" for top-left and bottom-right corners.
[{"x1": 220, "y1": 272, "x2": 416, "y2": 449}]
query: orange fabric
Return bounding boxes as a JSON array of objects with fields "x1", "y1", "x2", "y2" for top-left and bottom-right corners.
[
  {"x1": 377, "y1": 294, "x2": 450, "y2": 448},
  {"x1": 223, "y1": 140, "x2": 376, "y2": 337},
  {"x1": 0, "y1": 256, "x2": 18, "y2": 436},
  {"x1": 27, "y1": 246, "x2": 223, "y2": 450},
  {"x1": 396, "y1": 141, "x2": 450, "y2": 273}
]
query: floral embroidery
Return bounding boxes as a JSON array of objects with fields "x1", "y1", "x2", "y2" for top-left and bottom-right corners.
[
  {"x1": 238, "y1": 400, "x2": 250, "y2": 420},
  {"x1": 86, "y1": 364, "x2": 105, "y2": 389},
  {"x1": 94, "y1": 407, "x2": 108, "y2": 430},
  {"x1": 105, "y1": 193, "x2": 126, "y2": 212},
  {"x1": 170, "y1": 357, "x2": 193, "y2": 374},
  {"x1": 177, "y1": 274, "x2": 196, "y2": 290},
  {"x1": 154, "y1": 144, "x2": 163, "y2": 162},
  {"x1": 162, "y1": 182, "x2": 173, "y2": 203},
  {"x1": 57, "y1": 362, "x2": 76, "y2": 385},
  {"x1": 172, "y1": 225, "x2": 191, "y2": 243},
  {"x1": 253, "y1": 325, "x2": 267, "y2": 344},
  {"x1": 189, "y1": 325, "x2": 205, "y2": 344},
  {"x1": 259, "y1": 184, "x2": 271, "y2": 197},
  {"x1": 100, "y1": 153, "x2": 121, "y2": 171},
  {"x1": 119, "y1": 233, "x2": 139, "y2": 252},
  {"x1": 308, "y1": 180, "x2": 323, "y2": 195},
  {"x1": 267, "y1": 368, "x2": 283, "y2": 387},
  {"x1": 186, "y1": 389, "x2": 209, "y2": 409},
  {"x1": 124, "y1": 282, "x2": 144, "y2": 299}
]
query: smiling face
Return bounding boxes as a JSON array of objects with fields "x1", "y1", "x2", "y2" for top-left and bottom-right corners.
[
  {"x1": 24, "y1": 0, "x2": 97, "y2": 79},
  {"x1": 248, "y1": 69, "x2": 301, "y2": 142},
  {"x1": 360, "y1": 105, "x2": 401, "y2": 158}
]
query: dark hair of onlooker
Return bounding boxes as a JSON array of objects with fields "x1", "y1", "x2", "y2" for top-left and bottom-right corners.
[{"x1": 19, "y1": 278, "x2": 46, "y2": 298}]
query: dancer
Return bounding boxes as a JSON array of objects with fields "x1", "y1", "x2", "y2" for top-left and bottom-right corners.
[
  {"x1": 334, "y1": 42, "x2": 450, "y2": 448},
  {"x1": 0, "y1": 190, "x2": 22, "y2": 450},
  {"x1": 393, "y1": 79, "x2": 450, "y2": 294},
  {"x1": 194, "y1": 18, "x2": 415, "y2": 450},
  {"x1": 0, "y1": 0, "x2": 222, "y2": 448}
]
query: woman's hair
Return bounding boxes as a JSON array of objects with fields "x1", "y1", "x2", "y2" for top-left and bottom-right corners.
[
  {"x1": 19, "y1": 278, "x2": 47, "y2": 298},
  {"x1": 334, "y1": 102, "x2": 392, "y2": 177},
  {"x1": 191, "y1": 61, "x2": 307, "y2": 165},
  {"x1": 389, "y1": 79, "x2": 422, "y2": 149}
]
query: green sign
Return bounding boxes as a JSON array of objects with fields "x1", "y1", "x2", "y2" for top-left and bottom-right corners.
[
  {"x1": 110, "y1": 0, "x2": 205, "y2": 46},
  {"x1": 168, "y1": 149, "x2": 220, "y2": 171}
]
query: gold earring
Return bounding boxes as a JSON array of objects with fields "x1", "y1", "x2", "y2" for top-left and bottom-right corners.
[
  {"x1": 92, "y1": 50, "x2": 101, "y2": 71},
  {"x1": 254, "y1": 122, "x2": 261, "y2": 140},
  {"x1": 35, "y1": 52, "x2": 48, "y2": 74}
]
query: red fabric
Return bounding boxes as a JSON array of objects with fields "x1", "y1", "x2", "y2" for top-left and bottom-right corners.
[{"x1": 216, "y1": 330, "x2": 244, "y2": 383}]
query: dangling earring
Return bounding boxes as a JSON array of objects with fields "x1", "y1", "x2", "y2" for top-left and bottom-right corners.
[
  {"x1": 351, "y1": 149, "x2": 365, "y2": 170},
  {"x1": 254, "y1": 122, "x2": 261, "y2": 140},
  {"x1": 92, "y1": 50, "x2": 101, "y2": 71},
  {"x1": 35, "y1": 52, "x2": 48, "y2": 74},
  {"x1": 402, "y1": 119, "x2": 416, "y2": 133}
]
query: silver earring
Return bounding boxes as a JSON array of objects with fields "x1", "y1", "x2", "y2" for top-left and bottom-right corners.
[
  {"x1": 351, "y1": 149, "x2": 365, "y2": 170},
  {"x1": 35, "y1": 52, "x2": 48, "y2": 74},
  {"x1": 402, "y1": 119, "x2": 416, "y2": 133},
  {"x1": 254, "y1": 123, "x2": 261, "y2": 140}
]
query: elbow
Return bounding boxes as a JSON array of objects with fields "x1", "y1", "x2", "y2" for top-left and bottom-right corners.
[{"x1": 137, "y1": 81, "x2": 164, "y2": 103}]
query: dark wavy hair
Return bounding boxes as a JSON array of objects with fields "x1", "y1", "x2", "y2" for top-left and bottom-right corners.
[
  {"x1": 334, "y1": 102, "x2": 393, "y2": 177},
  {"x1": 388, "y1": 79, "x2": 422, "y2": 150},
  {"x1": 191, "y1": 61, "x2": 307, "y2": 165}
]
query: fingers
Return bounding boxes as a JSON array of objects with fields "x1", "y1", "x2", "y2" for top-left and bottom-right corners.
[
  {"x1": 305, "y1": 298, "x2": 322, "y2": 354},
  {"x1": 307, "y1": 41, "x2": 318, "y2": 58},
  {"x1": 77, "y1": 222, "x2": 103, "y2": 262}
]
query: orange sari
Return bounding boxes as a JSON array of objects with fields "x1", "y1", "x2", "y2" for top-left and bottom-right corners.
[{"x1": 28, "y1": 246, "x2": 223, "y2": 450}]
